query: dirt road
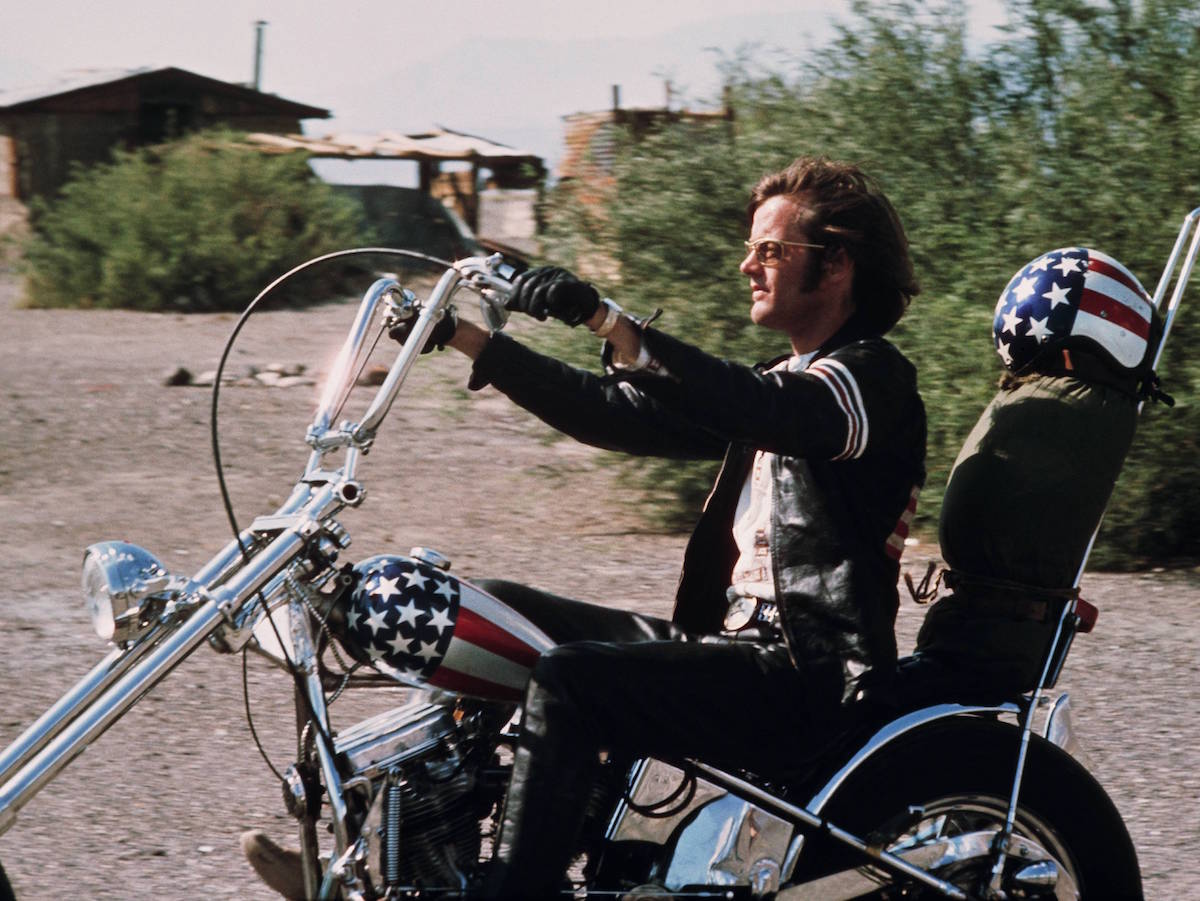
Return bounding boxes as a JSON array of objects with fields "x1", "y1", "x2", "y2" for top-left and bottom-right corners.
[{"x1": 0, "y1": 267, "x2": 1196, "y2": 898}]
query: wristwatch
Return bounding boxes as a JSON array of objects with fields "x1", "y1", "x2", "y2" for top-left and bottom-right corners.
[{"x1": 590, "y1": 297, "x2": 623, "y2": 338}]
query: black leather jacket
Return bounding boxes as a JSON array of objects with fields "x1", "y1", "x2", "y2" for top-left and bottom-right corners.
[{"x1": 468, "y1": 317, "x2": 926, "y2": 705}]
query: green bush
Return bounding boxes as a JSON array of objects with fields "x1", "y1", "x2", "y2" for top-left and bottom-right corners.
[
  {"x1": 22, "y1": 130, "x2": 366, "y2": 311},
  {"x1": 542, "y1": 0, "x2": 1200, "y2": 567}
]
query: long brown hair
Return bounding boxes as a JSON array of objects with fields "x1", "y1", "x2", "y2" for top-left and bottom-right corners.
[{"x1": 748, "y1": 157, "x2": 919, "y2": 335}]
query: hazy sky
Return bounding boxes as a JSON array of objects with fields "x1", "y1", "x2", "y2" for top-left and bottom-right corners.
[{"x1": 0, "y1": 1, "x2": 1011, "y2": 175}]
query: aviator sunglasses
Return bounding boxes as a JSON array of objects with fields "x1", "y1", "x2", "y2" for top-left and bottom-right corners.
[{"x1": 744, "y1": 237, "x2": 825, "y2": 266}]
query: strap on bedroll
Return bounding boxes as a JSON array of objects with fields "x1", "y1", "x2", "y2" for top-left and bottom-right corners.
[{"x1": 942, "y1": 570, "x2": 1095, "y2": 628}]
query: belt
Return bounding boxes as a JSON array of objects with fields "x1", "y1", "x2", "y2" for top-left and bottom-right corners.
[
  {"x1": 965, "y1": 594, "x2": 1050, "y2": 623},
  {"x1": 722, "y1": 588, "x2": 780, "y2": 634},
  {"x1": 943, "y1": 570, "x2": 1076, "y2": 624}
]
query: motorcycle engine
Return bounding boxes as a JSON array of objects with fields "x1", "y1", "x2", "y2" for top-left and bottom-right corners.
[{"x1": 334, "y1": 694, "x2": 510, "y2": 893}]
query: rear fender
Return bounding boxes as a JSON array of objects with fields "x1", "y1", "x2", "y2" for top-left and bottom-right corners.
[{"x1": 805, "y1": 702, "x2": 1021, "y2": 815}]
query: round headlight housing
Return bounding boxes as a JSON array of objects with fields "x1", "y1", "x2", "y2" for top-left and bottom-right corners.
[{"x1": 81, "y1": 541, "x2": 171, "y2": 645}]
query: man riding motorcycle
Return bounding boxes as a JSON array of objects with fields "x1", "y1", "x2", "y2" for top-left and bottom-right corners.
[{"x1": 244, "y1": 155, "x2": 928, "y2": 899}]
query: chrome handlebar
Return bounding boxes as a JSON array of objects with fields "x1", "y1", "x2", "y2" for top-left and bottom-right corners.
[
  {"x1": 304, "y1": 254, "x2": 516, "y2": 466},
  {"x1": 0, "y1": 250, "x2": 520, "y2": 838}
]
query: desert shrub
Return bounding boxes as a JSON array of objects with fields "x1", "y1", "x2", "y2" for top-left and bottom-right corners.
[
  {"x1": 541, "y1": 0, "x2": 1200, "y2": 567},
  {"x1": 23, "y1": 130, "x2": 366, "y2": 311}
]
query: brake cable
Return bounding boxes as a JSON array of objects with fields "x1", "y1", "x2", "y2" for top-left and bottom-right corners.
[
  {"x1": 210, "y1": 247, "x2": 451, "y2": 782},
  {"x1": 208, "y1": 246, "x2": 451, "y2": 557}
]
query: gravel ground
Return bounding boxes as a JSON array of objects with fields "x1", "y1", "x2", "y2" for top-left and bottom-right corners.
[{"x1": 0, "y1": 268, "x2": 1196, "y2": 899}]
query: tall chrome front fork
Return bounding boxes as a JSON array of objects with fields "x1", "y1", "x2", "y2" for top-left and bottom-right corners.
[{"x1": 286, "y1": 597, "x2": 358, "y2": 899}]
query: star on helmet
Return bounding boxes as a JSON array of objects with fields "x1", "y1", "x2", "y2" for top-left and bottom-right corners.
[
  {"x1": 1013, "y1": 276, "x2": 1038, "y2": 302},
  {"x1": 1027, "y1": 316, "x2": 1053, "y2": 343},
  {"x1": 1053, "y1": 256, "x2": 1081, "y2": 277},
  {"x1": 1000, "y1": 307, "x2": 1023, "y2": 336},
  {"x1": 1042, "y1": 281, "x2": 1071, "y2": 308}
]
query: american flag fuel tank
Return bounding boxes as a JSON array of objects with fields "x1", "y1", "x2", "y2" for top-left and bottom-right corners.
[{"x1": 340, "y1": 554, "x2": 555, "y2": 701}]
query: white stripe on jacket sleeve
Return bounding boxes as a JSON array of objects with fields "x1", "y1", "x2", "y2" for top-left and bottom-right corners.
[{"x1": 806, "y1": 358, "x2": 869, "y2": 459}]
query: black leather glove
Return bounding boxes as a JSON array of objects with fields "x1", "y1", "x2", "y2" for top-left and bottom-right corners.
[
  {"x1": 506, "y1": 266, "x2": 601, "y2": 327},
  {"x1": 387, "y1": 305, "x2": 458, "y2": 353}
]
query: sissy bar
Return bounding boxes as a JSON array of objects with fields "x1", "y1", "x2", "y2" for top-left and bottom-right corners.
[{"x1": 988, "y1": 207, "x2": 1200, "y2": 894}]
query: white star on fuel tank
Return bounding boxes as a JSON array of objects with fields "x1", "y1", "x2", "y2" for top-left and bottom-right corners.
[
  {"x1": 372, "y1": 576, "x2": 401, "y2": 603},
  {"x1": 403, "y1": 569, "x2": 429, "y2": 590},
  {"x1": 344, "y1": 556, "x2": 463, "y2": 679},
  {"x1": 394, "y1": 600, "x2": 421, "y2": 628},
  {"x1": 427, "y1": 605, "x2": 454, "y2": 631},
  {"x1": 385, "y1": 631, "x2": 410, "y2": 657},
  {"x1": 365, "y1": 606, "x2": 390, "y2": 635},
  {"x1": 413, "y1": 641, "x2": 441, "y2": 662}
]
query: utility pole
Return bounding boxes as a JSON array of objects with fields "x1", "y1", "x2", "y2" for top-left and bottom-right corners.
[{"x1": 253, "y1": 20, "x2": 268, "y2": 90}]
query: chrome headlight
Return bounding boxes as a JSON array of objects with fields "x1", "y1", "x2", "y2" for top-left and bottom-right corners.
[{"x1": 81, "y1": 541, "x2": 171, "y2": 644}]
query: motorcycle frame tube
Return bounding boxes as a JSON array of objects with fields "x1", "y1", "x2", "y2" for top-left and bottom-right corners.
[
  {"x1": 609, "y1": 713, "x2": 1029, "y2": 893},
  {"x1": 688, "y1": 758, "x2": 974, "y2": 900},
  {"x1": 987, "y1": 600, "x2": 1075, "y2": 892},
  {"x1": 1069, "y1": 208, "x2": 1200, "y2": 588},
  {"x1": 1148, "y1": 206, "x2": 1200, "y2": 369},
  {"x1": 777, "y1": 702, "x2": 1021, "y2": 886}
]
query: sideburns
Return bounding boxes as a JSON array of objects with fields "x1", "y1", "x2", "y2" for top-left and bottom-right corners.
[{"x1": 801, "y1": 249, "x2": 824, "y2": 292}]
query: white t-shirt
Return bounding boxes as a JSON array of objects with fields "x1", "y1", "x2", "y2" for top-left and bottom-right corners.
[{"x1": 730, "y1": 352, "x2": 817, "y2": 601}]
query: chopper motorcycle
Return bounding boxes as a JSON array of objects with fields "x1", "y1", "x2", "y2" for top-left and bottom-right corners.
[{"x1": 0, "y1": 208, "x2": 1196, "y2": 900}]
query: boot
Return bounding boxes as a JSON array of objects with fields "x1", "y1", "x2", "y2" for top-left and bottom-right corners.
[{"x1": 240, "y1": 829, "x2": 307, "y2": 900}]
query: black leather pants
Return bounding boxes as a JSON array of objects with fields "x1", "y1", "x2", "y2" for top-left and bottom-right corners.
[{"x1": 475, "y1": 581, "x2": 831, "y2": 899}]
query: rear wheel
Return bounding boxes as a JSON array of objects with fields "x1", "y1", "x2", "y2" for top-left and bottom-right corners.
[{"x1": 790, "y1": 716, "x2": 1142, "y2": 899}]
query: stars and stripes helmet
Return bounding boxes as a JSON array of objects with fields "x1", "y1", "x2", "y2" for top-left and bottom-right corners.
[
  {"x1": 993, "y1": 248, "x2": 1158, "y2": 376},
  {"x1": 336, "y1": 554, "x2": 554, "y2": 700}
]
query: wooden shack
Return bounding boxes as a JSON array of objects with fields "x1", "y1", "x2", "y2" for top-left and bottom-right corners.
[
  {"x1": 0, "y1": 66, "x2": 329, "y2": 203},
  {"x1": 244, "y1": 128, "x2": 545, "y2": 257}
]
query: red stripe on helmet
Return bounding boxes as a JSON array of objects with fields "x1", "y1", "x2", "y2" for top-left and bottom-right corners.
[
  {"x1": 453, "y1": 606, "x2": 541, "y2": 668},
  {"x1": 1078, "y1": 288, "x2": 1151, "y2": 339},
  {"x1": 1086, "y1": 257, "x2": 1148, "y2": 301}
]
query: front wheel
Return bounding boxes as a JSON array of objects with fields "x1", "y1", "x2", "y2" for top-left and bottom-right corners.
[{"x1": 789, "y1": 716, "x2": 1142, "y2": 899}]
